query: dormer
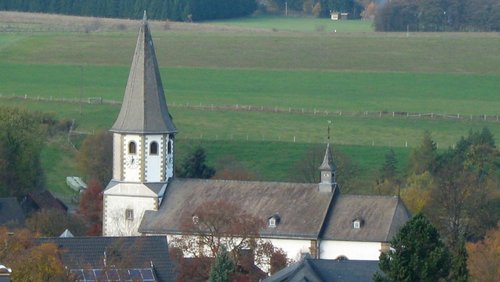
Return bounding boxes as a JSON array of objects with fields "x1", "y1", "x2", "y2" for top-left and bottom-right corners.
[
  {"x1": 352, "y1": 218, "x2": 364, "y2": 229},
  {"x1": 268, "y1": 214, "x2": 281, "y2": 228}
]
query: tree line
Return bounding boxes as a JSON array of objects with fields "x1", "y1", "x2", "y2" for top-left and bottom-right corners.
[
  {"x1": 374, "y1": 0, "x2": 500, "y2": 31},
  {"x1": 0, "y1": 0, "x2": 257, "y2": 21},
  {"x1": 375, "y1": 128, "x2": 499, "y2": 281}
]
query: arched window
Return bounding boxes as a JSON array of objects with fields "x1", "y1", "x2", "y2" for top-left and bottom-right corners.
[
  {"x1": 128, "y1": 141, "x2": 136, "y2": 154},
  {"x1": 167, "y1": 140, "x2": 172, "y2": 154},
  {"x1": 150, "y1": 141, "x2": 158, "y2": 155}
]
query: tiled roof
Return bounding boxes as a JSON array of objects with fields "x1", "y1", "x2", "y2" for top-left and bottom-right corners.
[
  {"x1": 265, "y1": 255, "x2": 382, "y2": 282},
  {"x1": 321, "y1": 195, "x2": 411, "y2": 242},
  {"x1": 139, "y1": 179, "x2": 334, "y2": 239},
  {"x1": 0, "y1": 197, "x2": 25, "y2": 227},
  {"x1": 111, "y1": 16, "x2": 176, "y2": 134},
  {"x1": 36, "y1": 236, "x2": 175, "y2": 282}
]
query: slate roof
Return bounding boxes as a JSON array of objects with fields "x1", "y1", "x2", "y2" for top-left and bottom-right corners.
[
  {"x1": 105, "y1": 180, "x2": 167, "y2": 195},
  {"x1": 321, "y1": 195, "x2": 411, "y2": 242},
  {"x1": 264, "y1": 255, "x2": 382, "y2": 282},
  {"x1": 139, "y1": 179, "x2": 410, "y2": 243},
  {"x1": 139, "y1": 179, "x2": 334, "y2": 239},
  {"x1": 111, "y1": 14, "x2": 176, "y2": 134},
  {"x1": 0, "y1": 197, "x2": 25, "y2": 227},
  {"x1": 36, "y1": 236, "x2": 175, "y2": 282}
]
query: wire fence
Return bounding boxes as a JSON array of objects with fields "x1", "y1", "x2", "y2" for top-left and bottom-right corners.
[{"x1": 2, "y1": 94, "x2": 499, "y2": 123}]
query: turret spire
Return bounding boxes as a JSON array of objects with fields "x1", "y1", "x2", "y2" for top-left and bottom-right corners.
[{"x1": 319, "y1": 121, "x2": 337, "y2": 193}]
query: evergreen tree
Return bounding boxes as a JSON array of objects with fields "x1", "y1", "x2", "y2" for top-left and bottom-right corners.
[
  {"x1": 374, "y1": 213, "x2": 451, "y2": 282},
  {"x1": 379, "y1": 149, "x2": 398, "y2": 181},
  {"x1": 449, "y1": 240, "x2": 469, "y2": 282},
  {"x1": 177, "y1": 146, "x2": 215, "y2": 179},
  {"x1": 209, "y1": 245, "x2": 234, "y2": 282},
  {"x1": 407, "y1": 131, "x2": 438, "y2": 175}
]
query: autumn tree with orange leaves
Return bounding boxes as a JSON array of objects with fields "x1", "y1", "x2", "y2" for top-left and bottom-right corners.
[
  {"x1": 78, "y1": 179, "x2": 104, "y2": 235},
  {"x1": 0, "y1": 227, "x2": 71, "y2": 280},
  {"x1": 466, "y1": 226, "x2": 500, "y2": 282}
]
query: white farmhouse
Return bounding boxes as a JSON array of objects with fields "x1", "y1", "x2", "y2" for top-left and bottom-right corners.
[{"x1": 103, "y1": 13, "x2": 411, "y2": 262}]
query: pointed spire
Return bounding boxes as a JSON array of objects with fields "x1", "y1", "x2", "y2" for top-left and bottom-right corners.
[
  {"x1": 319, "y1": 143, "x2": 334, "y2": 171},
  {"x1": 320, "y1": 121, "x2": 335, "y2": 170},
  {"x1": 111, "y1": 14, "x2": 176, "y2": 134}
]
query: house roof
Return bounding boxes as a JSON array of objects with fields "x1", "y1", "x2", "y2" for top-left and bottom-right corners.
[
  {"x1": 24, "y1": 190, "x2": 67, "y2": 212},
  {"x1": 139, "y1": 179, "x2": 410, "y2": 242},
  {"x1": 139, "y1": 179, "x2": 334, "y2": 239},
  {"x1": 105, "y1": 180, "x2": 167, "y2": 196},
  {"x1": 0, "y1": 197, "x2": 25, "y2": 227},
  {"x1": 321, "y1": 195, "x2": 411, "y2": 242},
  {"x1": 264, "y1": 255, "x2": 382, "y2": 282},
  {"x1": 69, "y1": 268, "x2": 157, "y2": 282},
  {"x1": 36, "y1": 236, "x2": 175, "y2": 282},
  {"x1": 110, "y1": 14, "x2": 176, "y2": 134}
]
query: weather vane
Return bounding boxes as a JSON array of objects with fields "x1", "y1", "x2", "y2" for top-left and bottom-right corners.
[{"x1": 327, "y1": 120, "x2": 332, "y2": 142}]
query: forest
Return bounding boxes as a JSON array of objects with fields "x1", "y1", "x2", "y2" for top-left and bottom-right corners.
[
  {"x1": 0, "y1": 0, "x2": 257, "y2": 21},
  {"x1": 1, "y1": 0, "x2": 498, "y2": 31}
]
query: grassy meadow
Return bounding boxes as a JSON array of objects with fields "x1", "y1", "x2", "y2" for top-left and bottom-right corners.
[
  {"x1": 0, "y1": 12, "x2": 498, "y2": 196},
  {"x1": 207, "y1": 15, "x2": 373, "y2": 32}
]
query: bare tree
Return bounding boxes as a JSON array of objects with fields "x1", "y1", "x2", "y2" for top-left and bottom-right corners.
[
  {"x1": 170, "y1": 200, "x2": 288, "y2": 280},
  {"x1": 288, "y1": 144, "x2": 360, "y2": 193}
]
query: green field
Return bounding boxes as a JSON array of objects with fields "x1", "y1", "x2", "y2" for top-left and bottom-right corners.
[
  {"x1": 0, "y1": 14, "x2": 499, "y2": 197},
  {"x1": 208, "y1": 15, "x2": 373, "y2": 32}
]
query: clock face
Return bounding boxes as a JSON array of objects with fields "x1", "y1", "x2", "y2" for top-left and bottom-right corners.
[{"x1": 125, "y1": 155, "x2": 138, "y2": 168}]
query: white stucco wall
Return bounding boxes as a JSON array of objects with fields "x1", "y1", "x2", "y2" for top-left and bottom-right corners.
[
  {"x1": 320, "y1": 240, "x2": 382, "y2": 260},
  {"x1": 145, "y1": 135, "x2": 163, "y2": 182},
  {"x1": 268, "y1": 238, "x2": 312, "y2": 262},
  {"x1": 113, "y1": 133, "x2": 122, "y2": 180},
  {"x1": 103, "y1": 189, "x2": 157, "y2": 236},
  {"x1": 166, "y1": 138, "x2": 174, "y2": 179},
  {"x1": 123, "y1": 135, "x2": 142, "y2": 182}
]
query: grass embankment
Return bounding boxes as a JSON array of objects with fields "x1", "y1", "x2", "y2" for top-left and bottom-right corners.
[{"x1": 0, "y1": 14, "x2": 498, "y2": 196}]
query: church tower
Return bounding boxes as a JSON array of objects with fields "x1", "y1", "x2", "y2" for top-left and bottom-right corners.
[{"x1": 103, "y1": 13, "x2": 176, "y2": 236}]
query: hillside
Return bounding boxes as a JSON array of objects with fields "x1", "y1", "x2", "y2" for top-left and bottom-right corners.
[{"x1": 0, "y1": 12, "x2": 498, "y2": 197}]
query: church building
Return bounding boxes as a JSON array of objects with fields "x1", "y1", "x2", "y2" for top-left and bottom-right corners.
[{"x1": 103, "y1": 14, "x2": 410, "y2": 262}]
